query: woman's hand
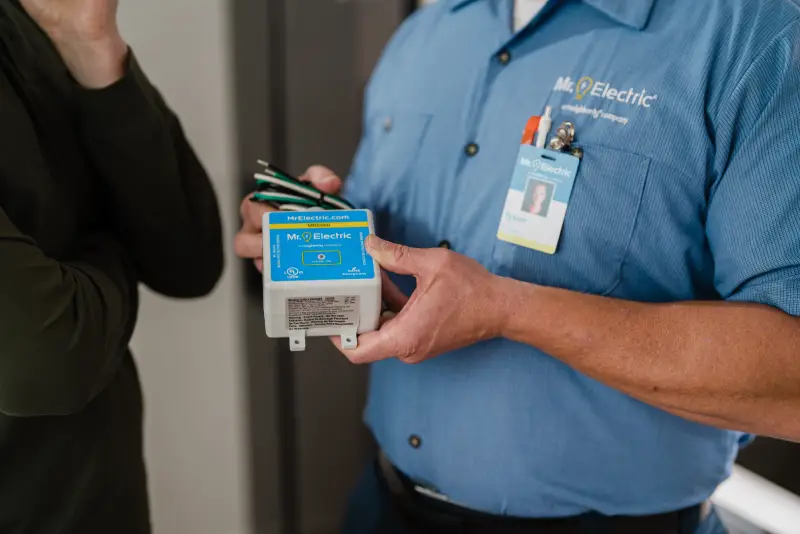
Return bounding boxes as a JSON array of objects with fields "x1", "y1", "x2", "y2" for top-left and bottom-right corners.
[{"x1": 20, "y1": 0, "x2": 128, "y2": 88}]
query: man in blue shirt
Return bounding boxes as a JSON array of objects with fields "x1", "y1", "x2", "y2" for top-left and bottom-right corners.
[{"x1": 236, "y1": 0, "x2": 800, "y2": 532}]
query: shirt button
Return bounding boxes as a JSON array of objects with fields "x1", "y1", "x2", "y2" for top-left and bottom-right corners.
[
  {"x1": 408, "y1": 435, "x2": 422, "y2": 449},
  {"x1": 465, "y1": 143, "x2": 479, "y2": 157},
  {"x1": 438, "y1": 240, "x2": 451, "y2": 250},
  {"x1": 383, "y1": 116, "x2": 393, "y2": 132},
  {"x1": 497, "y1": 49, "x2": 511, "y2": 65}
]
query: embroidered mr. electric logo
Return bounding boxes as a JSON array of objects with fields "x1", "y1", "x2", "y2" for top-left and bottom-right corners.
[{"x1": 553, "y1": 75, "x2": 658, "y2": 108}]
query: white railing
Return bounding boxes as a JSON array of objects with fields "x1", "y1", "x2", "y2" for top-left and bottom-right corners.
[{"x1": 712, "y1": 465, "x2": 800, "y2": 534}]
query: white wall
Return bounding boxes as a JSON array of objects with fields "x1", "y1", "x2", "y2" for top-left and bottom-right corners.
[{"x1": 119, "y1": 2, "x2": 252, "y2": 534}]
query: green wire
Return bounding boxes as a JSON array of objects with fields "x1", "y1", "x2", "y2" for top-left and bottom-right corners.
[{"x1": 256, "y1": 175, "x2": 354, "y2": 209}]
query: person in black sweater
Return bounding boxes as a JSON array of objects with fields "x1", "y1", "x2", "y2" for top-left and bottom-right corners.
[{"x1": 0, "y1": 0, "x2": 224, "y2": 532}]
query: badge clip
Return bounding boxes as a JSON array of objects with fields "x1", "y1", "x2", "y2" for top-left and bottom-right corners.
[{"x1": 548, "y1": 120, "x2": 583, "y2": 160}]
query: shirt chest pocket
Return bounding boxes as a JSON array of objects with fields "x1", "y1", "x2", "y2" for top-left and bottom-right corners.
[
  {"x1": 368, "y1": 110, "x2": 433, "y2": 209},
  {"x1": 491, "y1": 144, "x2": 651, "y2": 296}
]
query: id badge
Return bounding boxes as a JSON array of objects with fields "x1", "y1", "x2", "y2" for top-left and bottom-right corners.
[{"x1": 496, "y1": 145, "x2": 581, "y2": 255}]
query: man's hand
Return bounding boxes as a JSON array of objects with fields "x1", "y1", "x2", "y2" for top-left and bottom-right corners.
[
  {"x1": 20, "y1": 0, "x2": 128, "y2": 88},
  {"x1": 234, "y1": 165, "x2": 343, "y2": 272},
  {"x1": 336, "y1": 237, "x2": 506, "y2": 364}
]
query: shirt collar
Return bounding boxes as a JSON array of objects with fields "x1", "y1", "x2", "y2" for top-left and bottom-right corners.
[{"x1": 448, "y1": 0, "x2": 656, "y2": 31}]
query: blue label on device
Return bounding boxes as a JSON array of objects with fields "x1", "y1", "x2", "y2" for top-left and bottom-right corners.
[{"x1": 269, "y1": 210, "x2": 375, "y2": 282}]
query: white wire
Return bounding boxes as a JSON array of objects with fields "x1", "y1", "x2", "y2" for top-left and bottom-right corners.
[
  {"x1": 255, "y1": 173, "x2": 321, "y2": 200},
  {"x1": 281, "y1": 205, "x2": 325, "y2": 212},
  {"x1": 254, "y1": 191, "x2": 314, "y2": 204},
  {"x1": 324, "y1": 196, "x2": 351, "y2": 209},
  {"x1": 254, "y1": 173, "x2": 354, "y2": 210}
]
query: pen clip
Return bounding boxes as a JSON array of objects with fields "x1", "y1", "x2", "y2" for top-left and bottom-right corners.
[{"x1": 522, "y1": 116, "x2": 541, "y2": 145}]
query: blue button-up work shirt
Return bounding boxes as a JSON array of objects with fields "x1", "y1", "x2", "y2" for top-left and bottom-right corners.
[{"x1": 343, "y1": 0, "x2": 800, "y2": 519}]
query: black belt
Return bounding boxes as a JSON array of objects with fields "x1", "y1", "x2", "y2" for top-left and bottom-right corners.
[{"x1": 376, "y1": 452, "x2": 706, "y2": 534}]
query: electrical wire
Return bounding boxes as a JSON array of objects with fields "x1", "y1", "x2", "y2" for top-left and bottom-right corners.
[{"x1": 250, "y1": 160, "x2": 354, "y2": 211}]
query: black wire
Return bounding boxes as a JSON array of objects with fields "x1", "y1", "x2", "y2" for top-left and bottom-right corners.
[{"x1": 264, "y1": 161, "x2": 296, "y2": 180}]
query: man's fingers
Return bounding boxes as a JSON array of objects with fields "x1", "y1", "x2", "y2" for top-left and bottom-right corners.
[
  {"x1": 331, "y1": 326, "x2": 399, "y2": 365},
  {"x1": 334, "y1": 311, "x2": 431, "y2": 365},
  {"x1": 239, "y1": 196, "x2": 253, "y2": 228},
  {"x1": 380, "y1": 311, "x2": 397, "y2": 326},
  {"x1": 381, "y1": 271, "x2": 409, "y2": 313},
  {"x1": 240, "y1": 195, "x2": 274, "y2": 232},
  {"x1": 332, "y1": 303, "x2": 434, "y2": 364},
  {"x1": 366, "y1": 236, "x2": 426, "y2": 276},
  {"x1": 234, "y1": 232, "x2": 262, "y2": 260},
  {"x1": 299, "y1": 165, "x2": 343, "y2": 195}
]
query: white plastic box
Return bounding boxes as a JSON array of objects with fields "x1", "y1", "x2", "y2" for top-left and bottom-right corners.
[{"x1": 262, "y1": 209, "x2": 382, "y2": 351}]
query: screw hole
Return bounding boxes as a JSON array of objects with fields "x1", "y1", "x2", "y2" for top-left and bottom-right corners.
[
  {"x1": 346, "y1": 338, "x2": 352, "y2": 343},
  {"x1": 294, "y1": 340, "x2": 300, "y2": 344}
]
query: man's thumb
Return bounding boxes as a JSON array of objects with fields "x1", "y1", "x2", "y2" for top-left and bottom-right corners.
[
  {"x1": 366, "y1": 236, "x2": 420, "y2": 276},
  {"x1": 302, "y1": 165, "x2": 342, "y2": 195}
]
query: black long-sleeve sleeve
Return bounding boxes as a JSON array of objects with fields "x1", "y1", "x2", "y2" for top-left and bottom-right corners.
[
  {"x1": 76, "y1": 52, "x2": 224, "y2": 298},
  {"x1": 0, "y1": 207, "x2": 136, "y2": 417}
]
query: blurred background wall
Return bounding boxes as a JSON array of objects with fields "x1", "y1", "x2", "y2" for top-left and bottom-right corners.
[{"x1": 119, "y1": 1, "x2": 253, "y2": 534}]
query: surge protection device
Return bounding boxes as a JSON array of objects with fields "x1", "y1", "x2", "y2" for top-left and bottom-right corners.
[{"x1": 262, "y1": 209, "x2": 382, "y2": 352}]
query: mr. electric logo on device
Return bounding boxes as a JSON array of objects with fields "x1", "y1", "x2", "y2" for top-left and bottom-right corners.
[
  {"x1": 553, "y1": 75, "x2": 659, "y2": 108},
  {"x1": 287, "y1": 232, "x2": 352, "y2": 242}
]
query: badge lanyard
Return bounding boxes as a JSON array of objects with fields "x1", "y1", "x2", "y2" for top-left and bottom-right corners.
[{"x1": 496, "y1": 107, "x2": 583, "y2": 255}]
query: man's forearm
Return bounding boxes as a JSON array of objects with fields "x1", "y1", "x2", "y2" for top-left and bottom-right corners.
[{"x1": 496, "y1": 277, "x2": 800, "y2": 441}]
